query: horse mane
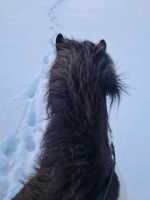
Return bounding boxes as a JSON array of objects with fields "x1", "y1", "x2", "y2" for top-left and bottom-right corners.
[{"x1": 13, "y1": 34, "x2": 124, "y2": 200}]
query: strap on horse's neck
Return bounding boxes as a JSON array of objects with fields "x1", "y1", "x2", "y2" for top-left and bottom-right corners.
[{"x1": 96, "y1": 143, "x2": 116, "y2": 200}]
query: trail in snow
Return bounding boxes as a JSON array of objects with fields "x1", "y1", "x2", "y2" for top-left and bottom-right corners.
[{"x1": 0, "y1": 0, "x2": 65, "y2": 199}]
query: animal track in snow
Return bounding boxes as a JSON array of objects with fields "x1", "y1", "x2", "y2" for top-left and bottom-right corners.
[
  {"x1": 26, "y1": 77, "x2": 40, "y2": 99},
  {"x1": 0, "y1": 133, "x2": 20, "y2": 160},
  {"x1": 27, "y1": 104, "x2": 36, "y2": 127}
]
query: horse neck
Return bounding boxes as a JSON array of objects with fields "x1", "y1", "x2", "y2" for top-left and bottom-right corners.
[
  {"x1": 32, "y1": 89, "x2": 112, "y2": 199},
  {"x1": 92, "y1": 97, "x2": 112, "y2": 176},
  {"x1": 54, "y1": 97, "x2": 112, "y2": 188}
]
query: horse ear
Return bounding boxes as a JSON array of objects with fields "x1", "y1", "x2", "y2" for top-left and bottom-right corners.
[
  {"x1": 56, "y1": 33, "x2": 64, "y2": 44},
  {"x1": 96, "y1": 39, "x2": 107, "y2": 52}
]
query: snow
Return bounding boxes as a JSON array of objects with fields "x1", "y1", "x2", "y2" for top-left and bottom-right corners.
[
  {"x1": 0, "y1": 0, "x2": 61, "y2": 199},
  {"x1": 0, "y1": 0, "x2": 150, "y2": 199}
]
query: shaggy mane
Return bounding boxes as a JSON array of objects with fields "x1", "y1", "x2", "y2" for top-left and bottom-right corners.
[{"x1": 12, "y1": 34, "x2": 124, "y2": 200}]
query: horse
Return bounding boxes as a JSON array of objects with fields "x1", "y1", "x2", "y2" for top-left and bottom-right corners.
[{"x1": 12, "y1": 34, "x2": 127, "y2": 200}]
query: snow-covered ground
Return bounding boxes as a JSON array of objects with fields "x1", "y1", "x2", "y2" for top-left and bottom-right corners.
[{"x1": 0, "y1": 0, "x2": 150, "y2": 199}]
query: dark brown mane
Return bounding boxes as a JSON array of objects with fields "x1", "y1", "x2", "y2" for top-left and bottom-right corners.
[{"x1": 12, "y1": 34, "x2": 124, "y2": 200}]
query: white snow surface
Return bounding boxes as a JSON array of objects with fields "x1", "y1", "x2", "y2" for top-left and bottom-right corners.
[{"x1": 0, "y1": 0, "x2": 150, "y2": 199}]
